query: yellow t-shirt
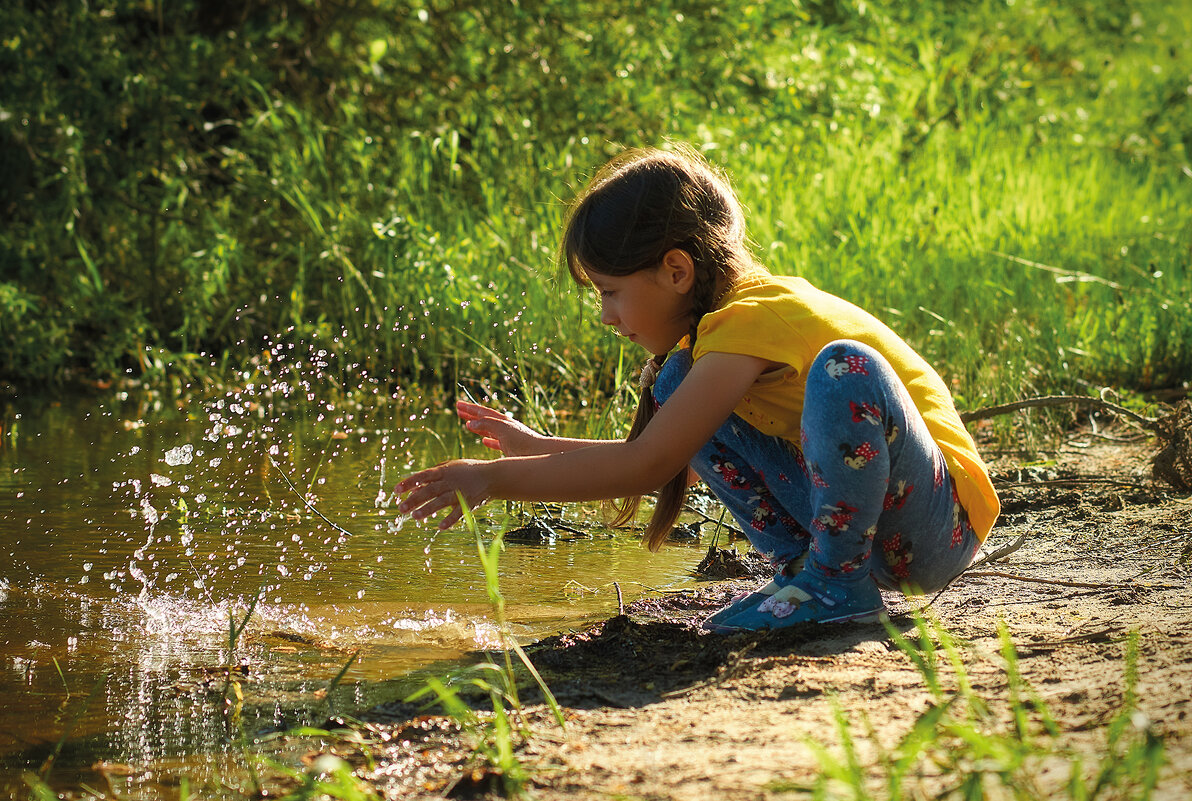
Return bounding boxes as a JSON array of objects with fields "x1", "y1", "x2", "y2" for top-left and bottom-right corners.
[{"x1": 691, "y1": 272, "x2": 999, "y2": 541}]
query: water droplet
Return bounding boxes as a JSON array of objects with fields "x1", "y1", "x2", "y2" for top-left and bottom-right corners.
[{"x1": 164, "y1": 445, "x2": 194, "y2": 466}]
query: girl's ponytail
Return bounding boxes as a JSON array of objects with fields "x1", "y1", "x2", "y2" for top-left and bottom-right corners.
[{"x1": 610, "y1": 355, "x2": 690, "y2": 552}]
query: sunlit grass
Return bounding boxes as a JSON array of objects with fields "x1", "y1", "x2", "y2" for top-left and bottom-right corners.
[
  {"x1": 402, "y1": 495, "x2": 566, "y2": 797},
  {"x1": 4, "y1": 0, "x2": 1189, "y2": 420},
  {"x1": 767, "y1": 615, "x2": 1165, "y2": 800}
]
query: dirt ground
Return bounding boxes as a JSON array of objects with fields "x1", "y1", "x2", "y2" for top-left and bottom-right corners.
[{"x1": 352, "y1": 426, "x2": 1192, "y2": 800}]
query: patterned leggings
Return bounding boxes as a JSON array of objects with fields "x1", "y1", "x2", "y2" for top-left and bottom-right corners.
[{"x1": 655, "y1": 340, "x2": 980, "y2": 593}]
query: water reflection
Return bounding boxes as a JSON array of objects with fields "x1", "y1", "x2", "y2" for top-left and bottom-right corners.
[{"x1": 0, "y1": 391, "x2": 703, "y2": 790}]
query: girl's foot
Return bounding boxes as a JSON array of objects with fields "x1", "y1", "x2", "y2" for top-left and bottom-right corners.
[
  {"x1": 702, "y1": 571, "x2": 884, "y2": 633},
  {"x1": 699, "y1": 553, "x2": 808, "y2": 630}
]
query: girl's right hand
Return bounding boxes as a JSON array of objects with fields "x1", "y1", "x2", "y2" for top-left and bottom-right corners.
[
  {"x1": 396, "y1": 458, "x2": 492, "y2": 530},
  {"x1": 456, "y1": 400, "x2": 548, "y2": 457}
]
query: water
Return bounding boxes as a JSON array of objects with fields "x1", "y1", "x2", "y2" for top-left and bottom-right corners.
[{"x1": 0, "y1": 385, "x2": 705, "y2": 792}]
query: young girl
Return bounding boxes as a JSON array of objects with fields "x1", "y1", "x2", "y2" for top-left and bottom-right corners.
[{"x1": 397, "y1": 146, "x2": 999, "y2": 632}]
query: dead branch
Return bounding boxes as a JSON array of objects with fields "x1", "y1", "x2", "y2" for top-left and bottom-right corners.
[
  {"x1": 969, "y1": 533, "x2": 1029, "y2": 568},
  {"x1": 962, "y1": 395, "x2": 1192, "y2": 492},
  {"x1": 994, "y1": 476, "x2": 1156, "y2": 491},
  {"x1": 960, "y1": 395, "x2": 1157, "y2": 429},
  {"x1": 1015, "y1": 625, "x2": 1127, "y2": 653},
  {"x1": 960, "y1": 570, "x2": 1180, "y2": 590}
]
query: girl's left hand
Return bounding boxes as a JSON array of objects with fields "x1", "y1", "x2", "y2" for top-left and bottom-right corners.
[
  {"x1": 396, "y1": 459, "x2": 492, "y2": 530},
  {"x1": 456, "y1": 400, "x2": 546, "y2": 456}
]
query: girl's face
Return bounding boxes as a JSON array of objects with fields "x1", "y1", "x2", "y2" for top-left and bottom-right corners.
[{"x1": 584, "y1": 260, "x2": 694, "y2": 356}]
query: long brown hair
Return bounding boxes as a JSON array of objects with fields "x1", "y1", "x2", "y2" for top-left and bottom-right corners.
[{"x1": 560, "y1": 145, "x2": 756, "y2": 551}]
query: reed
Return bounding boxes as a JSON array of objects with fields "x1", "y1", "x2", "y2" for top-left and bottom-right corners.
[
  {"x1": 768, "y1": 615, "x2": 1165, "y2": 800},
  {"x1": 404, "y1": 494, "x2": 565, "y2": 797},
  {"x1": 2, "y1": 0, "x2": 1188, "y2": 421}
]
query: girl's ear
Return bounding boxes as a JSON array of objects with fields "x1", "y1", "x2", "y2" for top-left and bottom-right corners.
[{"x1": 660, "y1": 248, "x2": 696, "y2": 293}]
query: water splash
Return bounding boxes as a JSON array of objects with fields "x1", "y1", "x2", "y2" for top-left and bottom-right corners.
[
  {"x1": 163, "y1": 444, "x2": 194, "y2": 467},
  {"x1": 373, "y1": 456, "x2": 410, "y2": 535}
]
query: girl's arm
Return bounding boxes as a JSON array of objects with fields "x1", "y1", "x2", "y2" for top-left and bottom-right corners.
[
  {"x1": 397, "y1": 352, "x2": 771, "y2": 529},
  {"x1": 456, "y1": 400, "x2": 603, "y2": 456}
]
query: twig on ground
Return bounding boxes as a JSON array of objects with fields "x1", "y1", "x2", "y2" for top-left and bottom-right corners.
[
  {"x1": 923, "y1": 533, "x2": 1029, "y2": 608},
  {"x1": 969, "y1": 533, "x2": 1030, "y2": 569},
  {"x1": 960, "y1": 394, "x2": 1157, "y2": 429},
  {"x1": 964, "y1": 570, "x2": 1123, "y2": 590},
  {"x1": 994, "y1": 476, "x2": 1158, "y2": 491},
  {"x1": 1015, "y1": 625, "x2": 1127, "y2": 654},
  {"x1": 1075, "y1": 431, "x2": 1152, "y2": 444}
]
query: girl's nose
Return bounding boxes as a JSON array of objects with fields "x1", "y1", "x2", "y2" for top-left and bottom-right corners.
[{"x1": 599, "y1": 299, "x2": 617, "y2": 326}]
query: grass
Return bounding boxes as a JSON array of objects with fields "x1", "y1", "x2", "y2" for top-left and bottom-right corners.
[
  {"x1": 402, "y1": 494, "x2": 566, "y2": 797},
  {"x1": 767, "y1": 614, "x2": 1165, "y2": 800},
  {"x1": 3, "y1": 0, "x2": 1190, "y2": 426}
]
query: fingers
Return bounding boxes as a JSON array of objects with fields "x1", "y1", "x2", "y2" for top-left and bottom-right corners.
[
  {"x1": 463, "y1": 421, "x2": 506, "y2": 452},
  {"x1": 456, "y1": 399, "x2": 505, "y2": 422},
  {"x1": 400, "y1": 488, "x2": 460, "y2": 530},
  {"x1": 457, "y1": 400, "x2": 518, "y2": 453},
  {"x1": 395, "y1": 469, "x2": 459, "y2": 529},
  {"x1": 456, "y1": 400, "x2": 482, "y2": 422},
  {"x1": 395, "y1": 461, "x2": 487, "y2": 531},
  {"x1": 436, "y1": 506, "x2": 464, "y2": 530}
]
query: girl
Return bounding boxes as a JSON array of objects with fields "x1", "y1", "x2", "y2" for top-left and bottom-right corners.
[{"x1": 397, "y1": 146, "x2": 999, "y2": 632}]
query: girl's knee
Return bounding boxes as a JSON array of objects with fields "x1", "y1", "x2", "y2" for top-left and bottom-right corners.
[
  {"x1": 809, "y1": 340, "x2": 882, "y2": 382},
  {"x1": 805, "y1": 341, "x2": 902, "y2": 406},
  {"x1": 653, "y1": 348, "x2": 693, "y2": 403}
]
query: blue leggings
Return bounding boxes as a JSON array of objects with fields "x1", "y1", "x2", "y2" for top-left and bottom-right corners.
[{"x1": 655, "y1": 341, "x2": 980, "y2": 593}]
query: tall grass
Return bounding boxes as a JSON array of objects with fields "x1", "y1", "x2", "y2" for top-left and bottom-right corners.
[
  {"x1": 772, "y1": 615, "x2": 1166, "y2": 800},
  {"x1": 402, "y1": 495, "x2": 565, "y2": 797},
  {"x1": 2, "y1": 0, "x2": 1189, "y2": 413}
]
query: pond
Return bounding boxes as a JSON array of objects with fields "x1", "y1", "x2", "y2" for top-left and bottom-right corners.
[{"x1": 0, "y1": 380, "x2": 709, "y2": 794}]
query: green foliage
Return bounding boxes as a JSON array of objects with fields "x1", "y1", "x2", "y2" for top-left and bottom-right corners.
[
  {"x1": 770, "y1": 615, "x2": 1166, "y2": 800},
  {"x1": 1, "y1": 0, "x2": 1190, "y2": 405},
  {"x1": 261, "y1": 744, "x2": 382, "y2": 801},
  {"x1": 403, "y1": 496, "x2": 564, "y2": 797}
]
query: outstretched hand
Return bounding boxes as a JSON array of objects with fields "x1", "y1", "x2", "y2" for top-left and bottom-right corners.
[
  {"x1": 393, "y1": 401, "x2": 544, "y2": 531},
  {"x1": 396, "y1": 459, "x2": 492, "y2": 531},
  {"x1": 456, "y1": 400, "x2": 547, "y2": 456}
]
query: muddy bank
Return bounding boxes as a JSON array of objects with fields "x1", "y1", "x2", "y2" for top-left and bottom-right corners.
[{"x1": 335, "y1": 435, "x2": 1191, "y2": 800}]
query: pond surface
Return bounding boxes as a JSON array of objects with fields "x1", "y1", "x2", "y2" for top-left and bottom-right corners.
[{"x1": 0, "y1": 386, "x2": 707, "y2": 793}]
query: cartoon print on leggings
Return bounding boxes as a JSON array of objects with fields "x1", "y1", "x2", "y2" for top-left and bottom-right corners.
[
  {"x1": 932, "y1": 450, "x2": 946, "y2": 489},
  {"x1": 884, "y1": 479, "x2": 914, "y2": 510},
  {"x1": 813, "y1": 501, "x2": 857, "y2": 535},
  {"x1": 749, "y1": 492, "x2": 779, "y2": 531},
  {"x1": 826, "y1": 551, "x2": 871, "y2": 577},
  {"x1": 949, "y1": 483, "x2": 972, "y2": 547},
  {"x1": 882, "y1": 532, "x2": 914, "y2": 580},
  {"x1": 849, "y1": 400, "x2": 882, "y2": 427},
  {"x1": 710, "y1": 453, "x2": 750, "y2": 490},
  {"x1": 840, "y1": 441, "x2": 879, "y2": 469},
  {"x1": 823, "y1": 345, "x2": 871, "y2": 379},
  {"x1": 797, "y1": 430, "x2": 831, "y2": 488}
]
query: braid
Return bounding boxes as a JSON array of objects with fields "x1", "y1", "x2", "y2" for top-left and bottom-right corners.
[{"x1": 686, "y1": 251, "x2": 720, "y2": 346}]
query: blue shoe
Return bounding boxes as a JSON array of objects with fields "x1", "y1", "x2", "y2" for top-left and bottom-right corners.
[
  {"x1": 700, "y1": 554, "x2": 808, "y2": 631},
  {"x1": 706, "y1": 571, "x2": 884, "y2": 633}
]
